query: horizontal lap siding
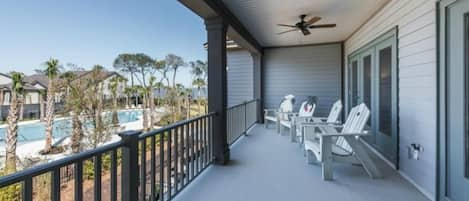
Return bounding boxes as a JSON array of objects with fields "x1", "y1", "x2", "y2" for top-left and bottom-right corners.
[
  {"x1": 264, "y1": 44, "x2": 342, "y2": 117},
  {"x1": 227, "y1": 50, "x2": 254, "y2": 107},
  {"x1": 344, "y1": 0, "x2": 437, "y2": 199}
]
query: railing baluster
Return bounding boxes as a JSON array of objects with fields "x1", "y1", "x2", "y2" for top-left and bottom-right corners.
[
  {"x1": 74, "y1": 161, "x2": 83, "y2": 201},
  {"x1": 197, "y1": 119, "x2": 201, "y2": 173},
  {"x1": 174, "y1": 126, "x2": 179, "y2": 192},
  {"x1": 185, "y1": 123, "x2": 190, "y2": 184},
  {"x1": 191, "y1": 122, "x2": 195, "y2": 180},
  {"x1": 94, "y1": 154, "x2": 102, "y2": 201},
  {"x1": 111, "y1": 149, "x2": 118, "y2": 201},
  {"x1": 159, "y1": 132, "x2": 164, "y2": 201},
  {"x1": 22, "y1": 177, "x2": 33, "y2": 201},
  {"x1": 151, "y1": 136, "x2": 156, "y2": 201},
  {"x1": 200, "y1": 118, "x2": 207, "y2": 166},
  {"x1": 167, "y1": 129, "x2": 172, "y2": 199},
  {"x1": 140, "y1": 139, "x2": 147, "y2": 201},
  {"x1": 51, "y1": 168, "x2": 61, "y2": 201},
  {"x1": 180, "y1": 124, "x2": 186, "y2": 186}
]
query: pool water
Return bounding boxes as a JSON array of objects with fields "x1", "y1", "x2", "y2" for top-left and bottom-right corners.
[{"x1": 0, "y1": 110, "x2": 142, "y2": 144}]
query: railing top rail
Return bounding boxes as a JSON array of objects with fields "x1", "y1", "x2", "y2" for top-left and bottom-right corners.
[
  {"x1": 0, "y1": 141, "x2": 123, "y2": 188},
  {"x1": 226, "y1": 99, "x2": 258, "y2": 110},
  {"x1": 139, "y1": 112, "x2": 216, "y2": 139}
]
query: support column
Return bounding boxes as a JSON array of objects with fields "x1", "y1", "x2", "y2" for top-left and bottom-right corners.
[
  {"x1": 252, "y1": 53, "x2": 263, "y2": 123},
  {"x1": 206, "y1": 17, "x2": 229, "y2": 165}
]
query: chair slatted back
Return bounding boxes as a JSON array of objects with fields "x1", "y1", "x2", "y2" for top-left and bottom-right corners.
[
  {"x1": 326, "y1": 100, "x2": 343, "y2": 123},
  {"x1": 298, "y1": 101, "x2": 316, "y2": 117},
  {"x1": 335, "y1": 103, "x2": 370, "y2": 153}
]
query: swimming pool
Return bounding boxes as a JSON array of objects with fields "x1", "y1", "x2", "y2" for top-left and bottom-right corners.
[{"x1": 0, "y1": 110, "x2": 142, "y2": 144}]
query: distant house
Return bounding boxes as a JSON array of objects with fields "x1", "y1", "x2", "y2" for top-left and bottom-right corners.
[{"x1": 0, "y1": 70, "x2": 126, "y2": 121}]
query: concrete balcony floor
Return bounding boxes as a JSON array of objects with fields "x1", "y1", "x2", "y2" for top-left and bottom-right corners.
[{"x1": 173, "y1": 125, "x2": 429, "y2": 201}]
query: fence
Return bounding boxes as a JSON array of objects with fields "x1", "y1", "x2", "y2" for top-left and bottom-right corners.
[
  {"x1": 226, "y1": 99, "x2": 258, "y2": 145},
  {"x1": 0, "y1": 112, "x2": 215, "y2": 201}
]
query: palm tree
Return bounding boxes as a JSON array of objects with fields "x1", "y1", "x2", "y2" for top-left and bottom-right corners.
[
  {"x1": 108, "y1": 76, "x2": 123, "y2": 126},
  {"x1": 60, "y1": 71, "x2": 84, "y2": 153},
  {"x1": 39, "y1": 89, "x2": 46, "y2": 122},
  {"x1": 148, "y1": 76, "x2": 157, "y2": 127},
  {"x1": 5, "y1": 72, "x2": 24, "y2": 174},
  {"x1": 43, "y1": 58, "x2": 60, "y2": 153},
  {"x1": 192, "y1": 78, "x2": 206, "y2": 114},
  {"x1": 154, "y1": 81, "x2": 164, "y2": 106}
]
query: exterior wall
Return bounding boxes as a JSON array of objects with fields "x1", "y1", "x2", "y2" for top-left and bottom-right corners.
[
  {"x1": 263, "y1": 43, "x2": 342, "y2": 117},
  {"x1": 227, "y1": 49, "x2": 254, "y2": 107},
  {"x1": 344, "y1": 0, "x2": 437, "y2": 198}
]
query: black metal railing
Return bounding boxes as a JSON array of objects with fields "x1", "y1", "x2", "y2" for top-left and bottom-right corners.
[
  {"x1": 226, "y1": 99, "x2": 258, "y2": 145},
  {"x1": 0, "y1": 112, "x2": 215, "y2": 201}
]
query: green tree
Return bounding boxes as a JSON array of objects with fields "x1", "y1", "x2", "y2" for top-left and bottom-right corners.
[
  {"x1": 108, "y1": 76, "x2": 125, "y2": 125},
  {"x1": 43, "y1": 58, "x2": 61, "y2": 154},
  {"x1": 113, "y1": 54, "x2": 138, "y2": 87},
  {"x1": 165, "y1": 54, "x2": 186, "y2": 88},
  {"x1": 60, "y1": 71, "x2": 85, "y2": 153},
  {"x1": 5, "y1": 72, "x2": 24, "y2": 174}
]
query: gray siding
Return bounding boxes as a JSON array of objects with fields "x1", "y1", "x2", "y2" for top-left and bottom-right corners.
[
  {"x1": 227, "y1": 50, "x2": 254, "y2": 107},
  {"x1": 264, "y1": 44, "x2": 342, "y2": 117},
  {"x1": 344, "y1": 0, "x2": 437, "y2": 199}
]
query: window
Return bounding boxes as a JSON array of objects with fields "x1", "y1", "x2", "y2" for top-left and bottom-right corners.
[{"x1": 379, "y1": 47, "x2": 392, "y2": 136}]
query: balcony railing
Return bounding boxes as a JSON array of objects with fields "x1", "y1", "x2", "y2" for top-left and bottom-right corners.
[
  {"x1": 226, "y1": 99, "x2": 258, "y2": 145},
  {"x1": 0, "y1": 112, "x2": 215, "y2": 201}
]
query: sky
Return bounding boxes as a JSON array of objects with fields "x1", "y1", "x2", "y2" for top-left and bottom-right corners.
[{"x1": 0, "y1": 0, "x2": 207, "y2": 87}]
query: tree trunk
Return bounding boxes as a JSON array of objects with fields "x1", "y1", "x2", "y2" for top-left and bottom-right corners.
[
  {"x1": 142, "y1": 94, "x2": 149, "y2": 131},
  {"x1": 39, "y1": 94, "x2": 45, "y2": 122},
  {"x1": 112, "y1": 95, "x2": 119, "y2": 126},
  {"x1": 19, "y1": 99, "x2": 24, "y2": 120},
  {"x1": 44, "y1": 81, "x2": 55, "y2": 153},
  {"x1": 5, "y1": 92, "x2": 20, "y2": 173},
  {"x1": 70, "y1": 112, "x2": 83, "y2": 153},
  {"x1": 149, "y1": 90, "x2": 155, "y2": 128}
]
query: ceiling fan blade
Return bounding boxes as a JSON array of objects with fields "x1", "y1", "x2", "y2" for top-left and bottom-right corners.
[
  {"x1": 305, "y1": 16, "x2": 321, "y2": 25},
  {"x1": 277, "y1": 28, "x2": 299, "y2": 35},
  {"x1": 277, "y1": 24, "x2": 296, "y2": 28},
  {"x1": 301, "y1": 28, "x2": 311, "y2": 35},
  {"x1": 309, "y1": 24, "x2": 337, "y2": 29}
]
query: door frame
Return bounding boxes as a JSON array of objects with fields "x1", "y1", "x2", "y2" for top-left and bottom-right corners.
[
  {"x1": 347, "y1": 27, "x2": 399, "y2": 168},
  {"x1": 438, "y1": 0, "x2": 465, "y2": 200}
]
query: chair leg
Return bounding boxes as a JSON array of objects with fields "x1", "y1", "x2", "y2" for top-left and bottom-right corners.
[
  {"x1": 344, "y1": 137, "x2": 383, "y2": 179},
  {"x1": 320, "y1": 136, "x2": 333, "y2": 181},
  {"x1": 290, "y1": 124, "x2": 296, "y2": 142},
  {"x1": 306, "y1": 150, "x2": 317, "y2": 164}
]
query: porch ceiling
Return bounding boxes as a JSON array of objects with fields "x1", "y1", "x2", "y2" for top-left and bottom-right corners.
[{"x1": 221, "y1": 0, "x2": 390, "y2": 47}]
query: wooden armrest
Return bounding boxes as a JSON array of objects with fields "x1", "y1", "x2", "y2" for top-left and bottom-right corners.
[
  {"x1": 300, "y1": 123, "x2": 343, "y2": 128},
  {"x1": 264, "y1": 108, "x2": 277, "y2": 112},
  {"x1": 318, "y1": 131, "x2": 370, "y2": 137}
]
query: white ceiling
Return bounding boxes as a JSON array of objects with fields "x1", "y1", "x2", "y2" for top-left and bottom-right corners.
[{"x1": 221, "y1": 0, "x2": 390, "y2": 47}]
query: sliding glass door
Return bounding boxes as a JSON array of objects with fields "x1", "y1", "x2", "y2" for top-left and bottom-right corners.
[{"x1": 347, "y1": 29, "x2": 398, "y2": 166}]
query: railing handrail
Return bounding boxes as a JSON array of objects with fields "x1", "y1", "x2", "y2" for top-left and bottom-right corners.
[
  {"x1": 0, "y1": 140, "x2": 124, "y2": 188},
  {"x1": 226, "y1": 99, "x2": 258, "y2": 110},
  {"x1": 0, "y1": 112, "x2": 217, "y2": 191},
  {"x1": 139, "y1": 112, "x2": 216, "y2": 139}
]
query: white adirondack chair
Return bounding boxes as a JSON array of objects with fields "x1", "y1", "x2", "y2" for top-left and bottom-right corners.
[
  {"x1": 278, "y1": 97, "x2": 317, "y2": 136},
  {"x1": 304, "y1": 103, "x2": 382, "y2": 181},
  {"x1": 264, "y1": 94, "x2": 295, "y2": 133},
  {"x1": 295, "y1": 100, "x2": 343, "y2": 144}
]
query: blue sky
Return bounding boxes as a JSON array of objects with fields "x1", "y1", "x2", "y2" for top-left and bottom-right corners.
[{"x1": 0, "y1": 0, "x2": 206, "y2": 87}]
